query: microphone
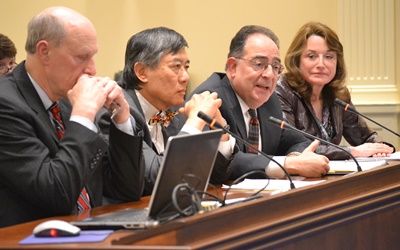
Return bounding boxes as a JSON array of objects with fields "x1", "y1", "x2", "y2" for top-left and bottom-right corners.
[
  {"x1": 268, "y1": 116, "x2": 362, "y2": 172},
  {"x1": 197, "y1": 111, "x2": 296, "y2": 189},
  {"x1": 334, "y1": 98, "x2": 400, "y2": 137}
]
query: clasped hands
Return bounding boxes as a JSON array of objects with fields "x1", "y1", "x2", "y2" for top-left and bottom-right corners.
[
  {"x1": 179, "y1": 91, "x2": 229, "y2": 141},
  {"x1": 67, "y1": 74, "x2": 130, "y2": 124}
]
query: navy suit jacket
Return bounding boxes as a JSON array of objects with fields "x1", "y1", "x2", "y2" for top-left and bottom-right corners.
[
  {"x1": 188, "y1": 73, "x2": 311, "y2": 181},
  {"x1": 0, "y1": 62, "x2": 144, "y2": 228}
]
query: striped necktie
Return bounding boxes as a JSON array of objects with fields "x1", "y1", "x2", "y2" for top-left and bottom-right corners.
[
  {"x1": 49, "y1": 102, "x2": 91, "y2": 211},
  {"x1": 247, "y1": 109, "x2": 259, "y2": 154}
]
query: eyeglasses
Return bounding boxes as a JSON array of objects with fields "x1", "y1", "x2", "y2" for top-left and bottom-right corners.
[
  {"x1": 0, "y1": 62, "x2": 17, "y2": 75},
  {"x1": 236, "y1": 57, "x2": 284, "y2": 75}
]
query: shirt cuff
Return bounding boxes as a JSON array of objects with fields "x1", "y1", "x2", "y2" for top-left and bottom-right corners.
[
  {"x1": 265, "y1": 156, "x2": 286, "y2": 178},
  {"x1": 181, "y1": 124, "x2": 202, "y2": 134},
  {"x1": 218, "y1": 135, "x2": 235, "y2": 159},
  {"x1": 113, "y1": 115, "x2": 136, "y2": 136},
  {"x1": 70, "y1": 115, "x2": 98, "y2": 133}
]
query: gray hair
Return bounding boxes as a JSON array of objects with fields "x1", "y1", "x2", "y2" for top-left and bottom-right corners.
[
  {"x1": 122, "y1": 27, "x2": 188, "y2": 90},
  {"x1": 25, "y1": 10, "x2": 67, "y2": 54}
]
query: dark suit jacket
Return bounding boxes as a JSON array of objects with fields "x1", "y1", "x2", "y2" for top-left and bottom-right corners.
[
  {"x1": 97, "y1": 88, "x2": 185, "y2": 196},
  {"x1": 188, "y1": 72, "x2": 311, "y2": 182},
  {"x1": 0, "y1": 62, "x2": 144, "y2": 228}
]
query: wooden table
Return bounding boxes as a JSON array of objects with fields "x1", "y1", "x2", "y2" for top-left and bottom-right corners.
[{"x1": 1, "y1": 164, "x2": 400, "y2": 249}]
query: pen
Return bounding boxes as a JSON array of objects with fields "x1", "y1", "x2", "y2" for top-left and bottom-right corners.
[{"x1": 329, "y1": 170, "x2": 353, "y2": 173}]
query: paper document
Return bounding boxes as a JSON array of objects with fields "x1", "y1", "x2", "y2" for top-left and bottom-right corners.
[
  {"x1": 222, "y1": 179, "x2": 325, "y2": 193},
  {"x1": 328, "y1": 159, "x2": 387, "y2": 174}
]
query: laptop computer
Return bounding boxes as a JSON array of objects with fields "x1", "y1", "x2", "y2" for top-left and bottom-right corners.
[{"x1": 71, "y1": 129, "x2": 223, "y2": 230}]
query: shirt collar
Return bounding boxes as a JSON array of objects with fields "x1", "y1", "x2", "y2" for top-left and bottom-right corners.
[
  {"x1": 235, "y1": 92, "x2": 253, "y2": 119},
  {"x1": 27, "y1": 72, "x2": 53, "y2": 110},
  {"x1": 135, "y1": 90, "x2": 159, "y2": 123}
]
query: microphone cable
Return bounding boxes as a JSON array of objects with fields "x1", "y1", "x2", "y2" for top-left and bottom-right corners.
[
  {"x1": 334, "y1": 98, "x2": 400, "y2": 138},
  {"x1": 222, "y1": 170, "x2": 269, "y2": 206},
  {"x1": 164, "y1": 171, "x2": 271, "y2": 223},
  {"x1": 197, "y1": 111, "x2": 296, "y2": 190},
  {"x1": 268, "y1": 116, "x2": 362, "y2": 172}
]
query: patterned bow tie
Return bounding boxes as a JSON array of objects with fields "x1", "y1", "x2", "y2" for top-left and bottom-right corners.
[{"x1": 148, "y1": 110, "x2": 178, "y2": 127}]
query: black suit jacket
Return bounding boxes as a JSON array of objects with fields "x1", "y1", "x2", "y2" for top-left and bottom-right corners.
[
  {"x1": 0, "y1": 62, "x2": 144, "y2": 228},
  {"x1": 188, "y1": 73, "x2": 311, "y2": 181},
  {"x1": 97, "y1": 88, "x2": 185, "y2": 196}
]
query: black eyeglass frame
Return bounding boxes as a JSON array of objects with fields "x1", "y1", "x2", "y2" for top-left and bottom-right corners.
[{"x1": 0, "y1": 62, "x2": 18, "y2": 75}]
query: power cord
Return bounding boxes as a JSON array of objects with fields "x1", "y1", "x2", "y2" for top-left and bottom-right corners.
[
  {"x1": 171, "y1": 183, "x2": 203, "y2": 217},
  {"x1": 159, "y1": 170, "x2": 270, "y2": 224}
]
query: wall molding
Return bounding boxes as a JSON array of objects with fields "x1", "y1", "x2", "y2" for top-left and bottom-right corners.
[{"x1": 338, "y1": 0, "x2": 397, "y2": 104}]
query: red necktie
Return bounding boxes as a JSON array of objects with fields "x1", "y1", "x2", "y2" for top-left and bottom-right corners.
[
  {"x1": 247, "y1": 109, "x2": 259, "y2": 154},
  {"x1": 49, "y1": 102, "x2": 91, "y2": 211}
]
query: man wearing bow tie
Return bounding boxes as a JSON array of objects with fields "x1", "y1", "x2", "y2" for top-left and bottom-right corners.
[{"x1": 97, "y1": 27, "x2": 235, "y2": 196}]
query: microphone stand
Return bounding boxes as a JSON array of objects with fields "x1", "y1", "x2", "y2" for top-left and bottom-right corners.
[
  {"x1": 334, "y1": 98, "x2": 400, "y2": 137},
  {"x1": 197, "y1": 111, "x2": 296, "y2": 189},
  {"x1": 268, "y1": 116, "x2": 362, "y2": 172}
]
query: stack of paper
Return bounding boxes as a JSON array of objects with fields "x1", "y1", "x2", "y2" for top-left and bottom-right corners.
[{"x1": 329, "y1": 159, "x2": 387, "y2": 174}]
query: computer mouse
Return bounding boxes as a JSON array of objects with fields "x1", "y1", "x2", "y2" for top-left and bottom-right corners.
[{"x1": 33, "y1": 219, "x2": 81, "y2": 237}]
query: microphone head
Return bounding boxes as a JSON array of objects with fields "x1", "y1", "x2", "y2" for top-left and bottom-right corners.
[
  {"x1": 197, "y1": 111, "x2": 206, "y2": 120},
  {"x1": 268, "y1": 116, "x2": 295, "y2": 130},
  {"x1": 268, "y1": 116, "x2": 283, "y2": 127},
  {"x1": 334, "y1": 98, "x2": 356, "y2": 112},
  {"x1": 197, "y1": 111, "x2": 223, "y2": 129}
]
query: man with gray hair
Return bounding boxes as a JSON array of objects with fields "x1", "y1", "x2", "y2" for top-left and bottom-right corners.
[
  {"x1": 98, "y1": 27, "x2": 234, "y2": 195},
  {"x1": 0, "y1": 6, "x2": 145, "y2": 227}
]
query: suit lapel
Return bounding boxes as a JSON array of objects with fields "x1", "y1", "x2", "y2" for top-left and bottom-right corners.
[
  {"x1": 14, "y1": 63, "x2": 59, "y2": 143},
  {"x1": 162, "y1": 112, "x2": 181, "y2": 144},
  {"x1": 220, "y1": 76, "x2": 247, "y2": 141},
  {"x1": 125, "y1": 89, "x2": 152, "y2": 146}
]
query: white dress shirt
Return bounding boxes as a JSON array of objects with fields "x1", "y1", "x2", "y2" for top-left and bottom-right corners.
[{"x1": 236, "y1": 94, "x2": 285, "y2": 178}]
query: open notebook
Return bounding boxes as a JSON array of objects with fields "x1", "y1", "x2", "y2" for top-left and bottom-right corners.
[{"x1": 71, "y1": 129, "x2": 223, "y2": 230}]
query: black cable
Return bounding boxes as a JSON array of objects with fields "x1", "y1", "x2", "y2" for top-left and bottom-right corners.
[
  {"x1": 195, "y1": 190, "x2": 224, "y2": 204},
  {"x1": 171, "y1": 183, "x2": 203, "y2": 217},
  {"x1": 222, "y1": 170, "x2": 269, "y2": 206},
  {"x1": 206, "y1": 182, "x2": 220, "y2": 198},
  {"x1": 161, "y1": 170, "x2": 270, "y2": 224}
]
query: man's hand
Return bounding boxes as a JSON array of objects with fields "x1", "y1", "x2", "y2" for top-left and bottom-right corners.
[
  {"x1": 179, "y1": 91, "x2": 222, "y2": 131},
  {"x1": 68, "y1": 74, "x2": 107, "y2": 122},
  {"x1": 101, "y1": 78, "x2": 130, "y2": 124},
  {"x1": 68, "y1": 75, "x2": 130, "y2": 124},
  {"x1": 284, "y1": 140, "x2": 330, "y2": 177}
]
